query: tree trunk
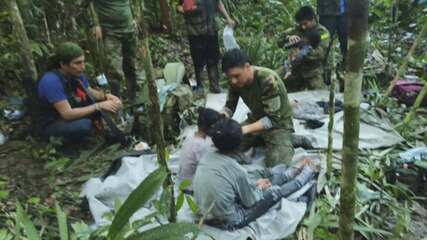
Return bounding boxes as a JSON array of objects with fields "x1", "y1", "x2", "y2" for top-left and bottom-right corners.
[
  {"x1": 338, "y1": 0, "x2": 369, "y2": 239},
  {"x1": 159, "y1": 0, "x2": 173, "y2": 33},
  {"x1": 7, "y1": 0, "x2": 38, "y2": 100},
  {"x1": 137, "y1": 0, "x2": 177, "y2": 223},
  {"x1": 327, "y1": 40, "x2": 336, "y2": 180}
]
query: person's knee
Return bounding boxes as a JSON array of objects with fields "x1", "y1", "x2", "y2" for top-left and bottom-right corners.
[
  {"x1": 266, "y1": 143, "x2": 294, "y2": 167},
  {"x1": 42, "y1": 118, "x2": 92, "y2": 141},
  {"x1": 71, "y1": 119, "x2": 93, "y2": 138}
]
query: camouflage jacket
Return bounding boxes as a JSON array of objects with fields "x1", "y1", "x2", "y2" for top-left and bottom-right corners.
[
  {"x1": 283, "y1": 24, "x2": 330, "y2": 79},
  {"x1": 225, "y1": 66, "x2": 294, "y2": 131},
  {"x1": 317, "y1": 0, "x2": 343, "y2": 16},
  {"x1": 90, "y1": 0, "x2": 135, "y2": 36},
  {"x1": 181, "y1": 0, "x2": 219, "y2": 36}
]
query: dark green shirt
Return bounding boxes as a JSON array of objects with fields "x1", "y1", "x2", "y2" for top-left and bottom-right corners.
[
  {"x1": 92, "y1": 0, "x2": 135, "y2": 36},
  {"x1": 181, "y1": 0, "x2": 219, "y2": 36},
  {"x1": 284, "y1": 24, "x2": 330, "y2": 79},
  {"x1": 225, "y1": 66, "x2": 294, "y2": 131}
]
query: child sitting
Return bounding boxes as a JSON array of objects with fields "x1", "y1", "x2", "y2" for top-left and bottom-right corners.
[{"x1": 177, "y1": 107, "x2": 221, "y2": 188}]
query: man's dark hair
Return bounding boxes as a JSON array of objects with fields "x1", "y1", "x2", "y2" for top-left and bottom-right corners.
[
  {"x1": 303, "y1": 28, "x2": 321, "y2": 48},
  {"x1": 197, "y1": 107, "x2": 221, "y2": 133},
  {"x1": 295, "y1": 6, "x2": 316, "y2": 22},
  {"x1": 221, "y1": 48, "x2": 249, "y2": 73},
  {"x1": 207, "y1": 118, "x2": 242, "y2": 152}
]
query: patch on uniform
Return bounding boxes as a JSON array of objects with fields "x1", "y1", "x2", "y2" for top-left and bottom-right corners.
[{"x1": 321, "y1": 33, "x2": 329, "y2": 41}]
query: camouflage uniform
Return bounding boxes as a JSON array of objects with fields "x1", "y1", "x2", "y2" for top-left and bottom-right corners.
[
  {"x1": 224, "y1": 66, "x2": 294, "y2": 167},
  {"x1": 180, "y1": 0, "x2": 221, "y2": 92},
  {"x1": 282, "y1": 24, "x2": 330, "y2": 92},
  {"x1": 91, "y1": 0, "x2": 138, "y2": 103}
]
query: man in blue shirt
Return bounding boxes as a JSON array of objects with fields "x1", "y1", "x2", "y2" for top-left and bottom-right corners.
[{"x1": 37, "y1": 42, "x2": 122, "y2": 141}]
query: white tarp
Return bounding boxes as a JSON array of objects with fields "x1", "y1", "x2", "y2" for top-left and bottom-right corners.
[
  {"x1": 206, "y1": 90, "x2": 404, "y2": 150},
  {"x1": 81, "y1": 148, "x2": 322, "y2": 240}
]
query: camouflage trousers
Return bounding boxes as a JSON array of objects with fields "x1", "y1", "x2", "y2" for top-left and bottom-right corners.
[
  {"x1": 242, "y1": 128, "x2": 295, "y2": 167},
  {"x1": 103, "y1": 32, "x2": 138, "y2": 103},
  {"x1": 284, "y1": 69, "x2": 327, "y2": 92}
]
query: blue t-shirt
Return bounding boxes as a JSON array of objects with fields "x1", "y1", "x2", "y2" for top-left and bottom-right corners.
[{"x1": 38, "y1": 71, "x2": 90, "y2": 104}]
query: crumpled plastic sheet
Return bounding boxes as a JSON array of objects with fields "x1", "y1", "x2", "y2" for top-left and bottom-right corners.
[
  {"x1": 81, "y1": 147, "x2": 325, "y2": 240},
  {"x1": 292, "y1": 101, "x2": 326, "y2": 121},
  {"x1": 399, "y1": 147, "x2": 427, "y2": 163},
  {"x1": 223, "y1": 26, "x2": 240, "y2": 51},
  {"x1": 206, "y1": 91, "x2": 404, "y2": 150}
]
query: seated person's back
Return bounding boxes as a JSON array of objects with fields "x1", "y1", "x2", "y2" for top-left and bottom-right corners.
[
  {"x1": 193, "y1": 117, "x2": 318, "y2": 230},
  {"x1": 177, "y1": 107, "x2": 220, "y2": 187},
  {"x1": 194, "y1": 151, "x2": 260, "y2": 221}
]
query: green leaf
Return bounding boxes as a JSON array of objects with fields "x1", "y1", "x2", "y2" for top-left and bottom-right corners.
[
  {"x1": 176, "y1": 193, "x2": 185, "y2": 212},
  {"x1": 0, "y1": 190, "x2": 9, "y2": 200},
  {"x1": 178, "y1": 179, "x2": 192, "y2": 191},
  {"x1": 185, "y1": 195, "x2": 198, "y2": 214},
  {"x1": 55, "y1": 202, "x2": 69, "y2": 240},
  {"x1": 71, "y1": 222, "x2": 92, "y2": 240},
  {"x1": 129, "y1": 223, "x2": 199, "y2": 240},
  {"x1": 107, "y1": 167, "x2": 167, "y2": 240},
  {"x1": 0, "y1": 229, "x2": 13, "y2": 240},
  {"x1": 306, "y1": 205, "x2": 321, "y2": 240},
  {"x1": 16, "y1": 201, "x2": 41, "y2": 240}
]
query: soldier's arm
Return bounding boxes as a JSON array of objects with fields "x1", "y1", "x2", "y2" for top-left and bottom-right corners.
[
  {"x1": 218, "y1": 0, "x2": 235, "y2": 27},
  {"x1": 80, "y1": 0, "x2": 98, "y2": 28},
  {"x1": 302, "y1": 30, "x2": 330, "y2": 63},
  {"x1": 177, "y1": 0, "x2": 184, "y2": 13},
  {"x1": 260, "y1": 75, "x2": 285, "y2": 129},
  {"x1": 223, "y1": 87, "x2": 239, "y2": 118},
  {"x1": 87, "y1": 1, "x2": 100, "y2": 27},
  {"x1": 278, "y1": 27, "x2": 298, "y2": 48},
  {"x1": 242, "y1": 75, "x2": 285, "y2": 134}
]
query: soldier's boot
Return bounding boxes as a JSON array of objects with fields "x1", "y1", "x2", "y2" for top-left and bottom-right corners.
[
  {"x1": 207, "y1": 64, "x2": 220, "y2": 93},
  {"x1": 194, "y1": 66, "x2": 204, "y2": 89}
]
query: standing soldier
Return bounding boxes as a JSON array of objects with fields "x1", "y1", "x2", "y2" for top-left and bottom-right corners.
[
  {"x1": 280, "y1": 6, "x2": 330, "y2": 92},
  {"x1": 222, "y1": 49, "x2": 294, "y2": 167},
  {"x1": 317, "y1": 0, "x2": 348, "y2": 64},
  {"x1": 178, "y1": 0, "x2": 235, "y2": 93},
  {"x1": 88, "y1": 0, "x2": 138, "y2": 104}
]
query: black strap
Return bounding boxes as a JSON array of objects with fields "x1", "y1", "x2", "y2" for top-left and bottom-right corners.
[{"x1": 77, "y1": 80, "x2": 130, "y2": 146}]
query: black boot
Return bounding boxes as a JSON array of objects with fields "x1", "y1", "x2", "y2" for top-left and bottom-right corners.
[
  {"x1": 207, "y1": 64, "x2": 220, "y2": 93},
  {"x1": 194, "y1": 66, "x2": 204, "y2": 89}
]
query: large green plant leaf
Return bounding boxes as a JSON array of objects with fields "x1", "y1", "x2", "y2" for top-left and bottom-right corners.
[
  {"x1": 107, "y1": 167, "x2": 167, "y2": 240},
  {"x1": 0, "y1": 229, "x2": 13, "y2": 240},
  {"x1": 129, "y1": 223, "x2": 199, "y2": 240},
  {"x1": 55, "y1": 202, "x2": 69, "y2": 240},
  {"x1": 15, "y1": 201, "x2": 41, "y2": 240}
]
